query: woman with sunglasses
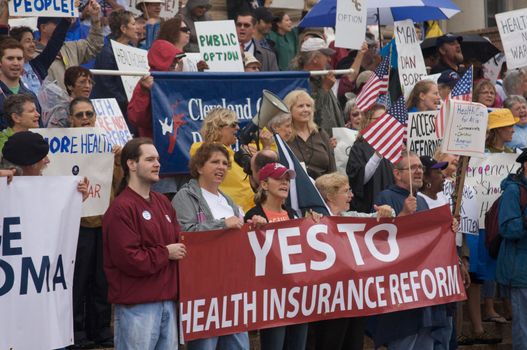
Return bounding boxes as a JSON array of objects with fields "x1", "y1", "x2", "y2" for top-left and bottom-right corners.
[
  {"x1": 156, "y1": 16, "x2": 208, "y2": 72},
  {"x1": 67, "y1": 97, "x2": 123, "y2": 348},
  {"x1": 189, "y1": 108, "x2": 255, "y2": 212}
]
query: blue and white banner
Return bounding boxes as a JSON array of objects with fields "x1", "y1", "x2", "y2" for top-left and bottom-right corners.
[
  {"x1": 0, "y1": 176, "x2": 82, "y2": 350},
  {"x1": 151, "y1": 72, "x2": 310, "y2": 174}
]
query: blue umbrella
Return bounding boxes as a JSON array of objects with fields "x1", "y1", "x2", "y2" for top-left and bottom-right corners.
[{"x1": 299, "y1": 0, "x2": 461, "y2": 28}]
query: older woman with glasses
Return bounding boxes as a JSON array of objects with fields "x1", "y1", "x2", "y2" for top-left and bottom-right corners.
[
  {"x1": 505, "y1": 95, "x2": 527, "y2": 149},
  {"x1": 189, "y1": 108, "x2": 254, "y2": 212},
  {"x1": 68, "y1": 96, "x2": 123, "y2": 348}
]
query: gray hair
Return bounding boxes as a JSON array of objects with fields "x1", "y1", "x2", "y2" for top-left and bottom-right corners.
[
  {"x1": 343, "y1": 99, "x2": 358, "y2": 117},
  {"x1": 503, "y1": 69, "x2": 527, "y2": 96},
  {"x1": 0, "y1": 158, "x2": 22, "y2": 175},
  {"x1": 503, "y1": 95, "x2": 527, "y2": 110},
  {"x1": 268, "y1": 112, "x2": 291, "y2": 130},
  {"x1": 289, "y1": 51, "x2": 324, "y2": 70}
]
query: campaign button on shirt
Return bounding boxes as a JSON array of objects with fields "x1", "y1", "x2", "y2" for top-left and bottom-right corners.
[
  {"x1": 165, "y1": 214, "x2": 171, "y2": 223},
  {"x1": 142, "y1": 210, "x2": 152, "y2": 220}
]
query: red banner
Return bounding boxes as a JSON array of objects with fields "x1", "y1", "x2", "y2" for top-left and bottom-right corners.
[{"x1": 179, "y1": 205, "x2": 466, "y2": 341}]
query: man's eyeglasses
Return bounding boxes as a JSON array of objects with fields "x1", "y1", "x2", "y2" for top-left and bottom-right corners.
[
  {"x1": 73, "y1": 111, "x2": 95, "y2": 119},
  {"x1": 236, "y1": 22, "x2": 251, "y2": 28},
  {"x1": 397, "y1": 165, "x2": 424, "y2": 172}
]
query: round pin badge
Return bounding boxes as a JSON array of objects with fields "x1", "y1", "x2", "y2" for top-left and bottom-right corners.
[
  {"x1": 165, "y1": 214, "x2": 172, "y2": 223},
  {"x1": 142, "y1": 210, "x2": 152, "y2": 220}
]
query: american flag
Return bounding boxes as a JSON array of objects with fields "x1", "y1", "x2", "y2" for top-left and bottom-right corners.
[
  {"x1": 356, "y1": 54, "x2": 390, "y2": 111},
  {"x1": 361, "y1": 109, "x2": 405, "y2": 164},
  {"x1": 389, "y1": 96, "x2": 408, "y2": 125},
  {"x1": 435, "y1": 66, "x2": 473, "y2": 138}
]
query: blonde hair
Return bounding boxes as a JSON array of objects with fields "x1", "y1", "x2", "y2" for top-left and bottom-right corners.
[
  {"x1": 283, "y1": 89, "x2": 318, "y2": 139},
  {"x1": 406, "y1": 80, "x2": 437, "y2": 110},
  {"x1": 315, "y1": 172, "x2": 349, "y2": 202},
  {"x1": 200, "y1": 108, "x2": 238, "y2": 143}
]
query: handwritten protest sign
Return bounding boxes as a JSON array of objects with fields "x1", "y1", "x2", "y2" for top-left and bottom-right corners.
[
  {"x1": 483, "y1": 53, "x2": 506, "y2": 84},
  {"x1": 111, "y1": 40, "x2": 149, "y2": 101},
  {"x1": 442, "y1": 179, "x2": 479, "y2": 240},
  {"x1": 0, "y1": 176, "x2": 81, "y2": 350},
  {"x1": 195, "y1": 20, "x2": 244, "y2": 72},
  {"x1": 441, "y1": 101, "x2": 488, "y2": 157},
  {"x1": 394, "y1": 20, "x2": 428, "y2": 98},
  {"x1": 464, "y1": 153, "x2": 518, "y2": 229},
  {"x1": 31, "y1": 127, "x2": 114, "y2": 217},
  {"x1": 335, "y1": 0, "x2": 367, "y2": 50},
  {"x1": 496, "y1": 8, "x2": 527, "y2": 70},
  {"x1": 9, "y1": 0, "x2": 78, "y2": 17},
  {"x1": 93, "y1": 98, "x2": 133, "y2": 146},
  {"x1": 333, "y1": 127, "x2": 358, "y2": 173},
  {"x1": 407, "y1": 111, "x2": 442, "y2": 157}
]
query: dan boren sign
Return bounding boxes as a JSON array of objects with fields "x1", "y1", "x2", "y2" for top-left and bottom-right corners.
[{"x1": 179, "y1": 205, "x2": 466, "y2": 340}]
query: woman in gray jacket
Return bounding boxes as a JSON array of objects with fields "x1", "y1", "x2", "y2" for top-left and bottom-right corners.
[{"x1": 172, "y1": 142, "x2": 249, "y2": 350}]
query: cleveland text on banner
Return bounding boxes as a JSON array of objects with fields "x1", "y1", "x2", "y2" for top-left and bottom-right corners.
[
  {"x1": 150, "y1": 72, "x2": 310, "y2": 174},
  {"x1": 179, "y1": 206, "x2": 465, "y2": 340},
  {"x1": 31, "y1": 127, "x2": 115, "y2": 217},
  {"x1": 9, "y1": 0, "x2": 79, "y2": 17},
  {"x1": 93, "y1": 98, "x2": 133, "y2": 146},
  {"x1": 495, "y1": 8, "x2": 527, "y2": 70},
  {"x1": 0, "y1": 176, "x2": 82, "y2": 350},
  {"x1": 441, "y1": 101, "x2": 488, "y2": 157},
  {"x1": 406, "y1": 111, "x2": 442, "y2": 157},
  {"x1": 464, "y1": 153, "x2": 518, "y2": 229},
  {"x1": 195, "y1": 20, "x2": 244, "y2": 72},
  {"x1": 335, "y1": 0, "x2": 367, "y2": 50},
  {"x1": 394, "y1": 20, "x2": 428, "y2": 98},
  {"x1": 111, "y1": 40, "x2": 149, "y2": 101}
]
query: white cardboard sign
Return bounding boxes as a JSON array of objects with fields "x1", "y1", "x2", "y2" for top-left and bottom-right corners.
[
  {"x1": 92, "y1": 98, "x2": 133, "y2": 146},
  {"x1": 9, "y1": 0, "x2": 78, "y2": 17},
  {"x1": 31, "y1": 127, "x2": 115, "y2": 217},
  {"x1": 335, "y1": 0, "x2": 367, "y2": 50},
  {"x1": 111, "y1": 40, "x2": 149, "y2": 101},
  {"x1": 0, "y1": 176, "x2": 82, "y2": 350},
  {"x1": 394, "y1": 20, "x2": 428, "y2": 98},
  {"x1": 406, "y1": 111, "x2": 442, "y2": 157},
  {"x1": 496, "y1": 9, "x2": 527, "y2": 70},
  {"x1": 441, "y1": 101, "x2": 488, "y2": 157},
  {"x1": 195, "y1": 20, "x2": 244, "y2": 72}
]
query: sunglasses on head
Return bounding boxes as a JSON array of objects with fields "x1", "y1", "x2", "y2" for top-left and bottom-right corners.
[{"x1": 73, "y1": 111, "x2": 95, "y2": 119}]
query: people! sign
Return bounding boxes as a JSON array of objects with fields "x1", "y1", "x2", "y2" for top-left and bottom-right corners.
[
  {"x1": 441, "y1": 101, "x2": 488, "y2": 157},
  {"x1": 394, "y1": 20, "x2": 428, "y2": 98},
  {"x1": 111, "y1": 40, "x2": 149, "y2": 100},
  {"x1": 464, "y1": 153, "x2": 518, "y2": 229},
  {"x1": 406, "y1": 111, "x2": 442, "y2": 157},
  {"x1": 179, "y1": 206, "x2": 465, "y2": 340},
  {"x1": 31, "y1": 127, "x2": 114, "y2": 217},
  {"x1": 9, "y1": 0, "x2": 78, "y2": 17},
  {"x1": 93, "y1": 98, "x2": 133, "y2": 146},
  {"x1": 0, "y1": 176, "x2": 82, "y2": 350},
  {"x1": 335, "y1": 0, "x2": 366, "y2": 50},
  {"x1": 195, "y1": 20, "x2": 244, "y2": 72},
  {"x1": 496, "y1": 8, "x2": 527, "y2": 70}
]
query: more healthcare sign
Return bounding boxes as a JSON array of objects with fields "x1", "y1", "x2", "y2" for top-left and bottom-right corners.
[
  {"x1": 179, "y1": 206, "x2": 466, "y2": 340},
  {"x1": 0, "y1": 176, "x2": 82, "y2": 350}
]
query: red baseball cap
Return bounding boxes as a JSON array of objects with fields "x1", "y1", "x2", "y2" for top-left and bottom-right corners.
[{"x1": 258, "y1": 163, "x2": 296, "y2": 181}]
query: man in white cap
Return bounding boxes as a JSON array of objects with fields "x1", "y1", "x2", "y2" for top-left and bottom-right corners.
[{"x1": 297, "y1": 37, "x2": 344, "y2": 135}]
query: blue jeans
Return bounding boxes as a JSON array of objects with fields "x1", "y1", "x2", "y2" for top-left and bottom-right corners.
[
  {"x1": 260, "y1": 324, "x2": 308, "y2": 350},
  {"x1": 186, "y1": 332, "x2": 249, "y2": 350},
  {"x1": 511, "y1": 288, "x2": 527, "y2": 350},
  {"x1": 114, "y1": 301, "x2": 178, "y2": 350},
  {"x1": 387, "y1": 328, "x2": 434, "y2": 350}
]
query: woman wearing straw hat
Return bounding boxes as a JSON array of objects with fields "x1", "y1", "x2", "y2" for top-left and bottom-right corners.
[{"x1": 486, "y1": 109, "x2": 517, "y2": 153}]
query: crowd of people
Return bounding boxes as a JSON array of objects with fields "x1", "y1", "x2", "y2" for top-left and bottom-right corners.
[{"x1": 1, "y1": 0, "x2": 527, "y2": 350}]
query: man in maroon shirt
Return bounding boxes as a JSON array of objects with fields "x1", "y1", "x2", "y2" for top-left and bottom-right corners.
[{"x1": 102, "y1": 138, "x2": 186, "y2": 350}]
